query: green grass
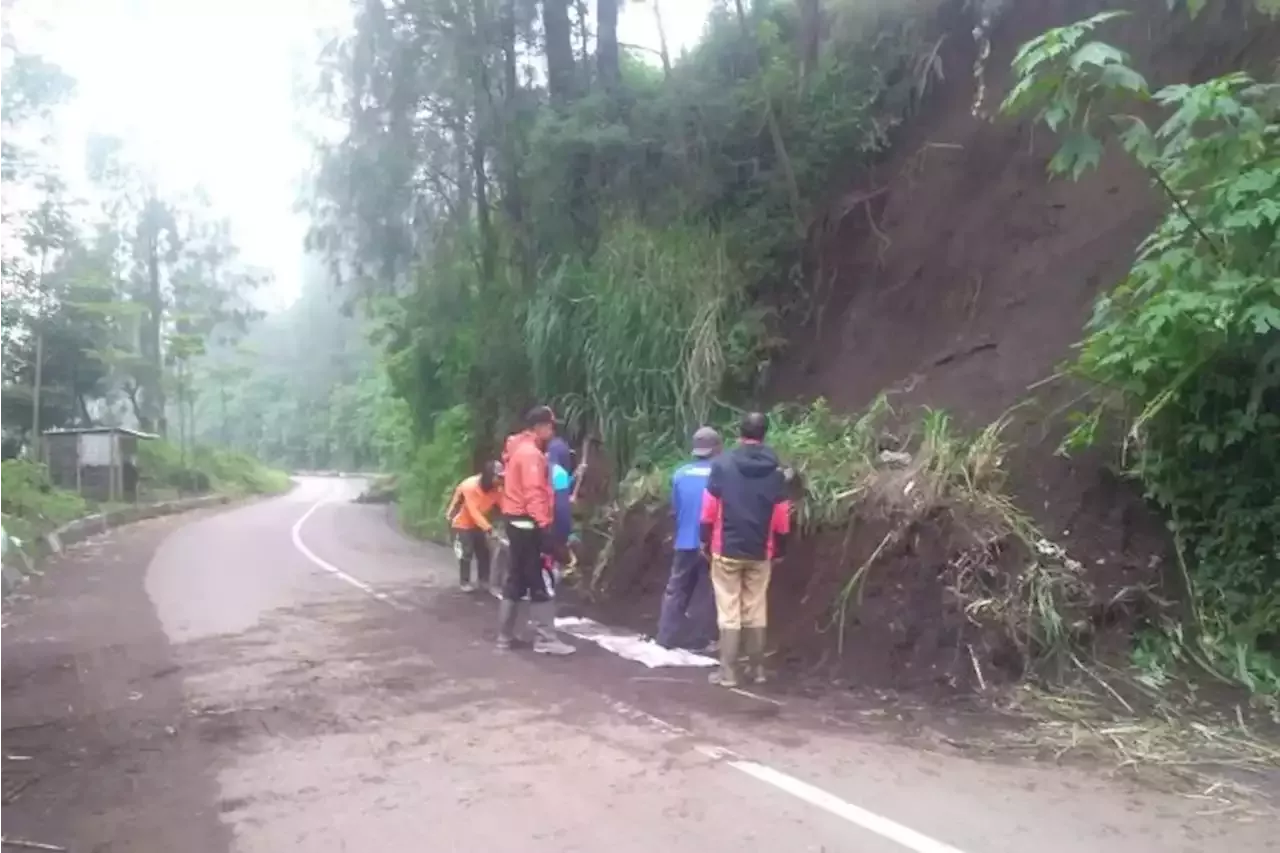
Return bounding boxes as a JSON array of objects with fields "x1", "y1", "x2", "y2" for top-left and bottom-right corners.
[
  {"x1": 526, "y1": 218, "x2": 766, "y2": 472},
  {"x1": 1, "y1": 459, "x2": 88, "y2": 544},
  {"x1": 137, "y1": 440, "x2": 293, "y2": 498}
]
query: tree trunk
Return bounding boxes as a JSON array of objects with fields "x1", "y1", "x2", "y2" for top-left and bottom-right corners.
[
  {"x1": 143, "y1": 214, "x2": 166, "y2": 436},
  {"x1": 734, "y1": 0, "x2": 804, "y2": 236},
  {"x1": 542, "y1": 0, "x2": 576, "y2": 105},
  {"x1": 31, "y1": 329, "x2": 44, "y2": 460},
  {"x1": 499, "y1": 0, "x2": 531, "y2": 288},
  {"x1": 220, "y1": 383, "x2": 229, "y2": 445},
  {"x1": 470, "y1": 0, "x2": 498, "y2": 285},
  {"x1": 798, "y1": 0, "x2": 822, "y2": 85},
  {"x1": 650, "y1": 0, "x2": 672, "y2": 78},
  {"x1": 597, "y1": 0, "x2": 620, "y2": 90},
  {"x1": 575, "y1": 0, "x2": 590, "y2": 74},
  {"x1": 30, "y1": 246, "x2": 48, "y2": 458}
]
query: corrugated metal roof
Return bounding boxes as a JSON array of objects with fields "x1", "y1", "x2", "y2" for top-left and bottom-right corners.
[{"x1": 41, "y1": 426, "x2": 159, "y2": 439}]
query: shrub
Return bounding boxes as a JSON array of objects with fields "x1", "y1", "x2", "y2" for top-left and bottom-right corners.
[
  {"x1": 0, "y1": 459, "x2": 87, "y2": 543},
  {"x1": 1002, "y1": 11, "x2": 1280, "y2": 691},
  {"x1": 137, "y1": 440, "x2": 291, "y2": 497},
  {"x1": 396, "y1": 404, "x2": 472, "y2": 541}
]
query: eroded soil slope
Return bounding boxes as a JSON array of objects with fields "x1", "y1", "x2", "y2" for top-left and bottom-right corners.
[{"x1": 591, "y1": 0, "x2": 1280, "y2": 693}]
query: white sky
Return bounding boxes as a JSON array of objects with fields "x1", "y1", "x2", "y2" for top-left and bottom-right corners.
[{"x1": 6, "y1": 0, "x2": 711, "y2": 309}]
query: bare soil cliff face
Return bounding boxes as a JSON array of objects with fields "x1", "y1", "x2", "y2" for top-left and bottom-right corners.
[{"x1": 589, "y1": 1, "x2": 1279, "y2": 693}]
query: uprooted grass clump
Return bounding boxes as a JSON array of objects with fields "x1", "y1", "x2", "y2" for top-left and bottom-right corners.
[
  {"x1": 590, "y1": 396, "x2": 1094, "y2": 680},
  {"x1": 769, "y1": 398, "x2": 1092, "y2": 678}
]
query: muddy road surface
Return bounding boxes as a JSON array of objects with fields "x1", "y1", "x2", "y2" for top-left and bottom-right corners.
[{"x1": 2, "y1": 477, "x2": 1269, "y2": 852}]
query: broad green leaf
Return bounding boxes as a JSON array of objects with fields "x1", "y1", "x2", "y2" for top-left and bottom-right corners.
[
  {"x1": 1049, "y1": 131, "x2": 1104, "y2": 180},
  {"x1": 1098, "y1": 63, "x2": 1148, "y2": 94},
  {"x1": 1069, "y1": 41, "x2": 1128, "y2": 71},
  {"x1": 1117, "y1": 116, "x2": 1157, "y2": 164}
]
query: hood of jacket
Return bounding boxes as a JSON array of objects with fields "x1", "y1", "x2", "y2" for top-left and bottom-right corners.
[
  {"x1": 505, "y1": 430, "x2": 539, "y2": 460},
  {"x1": 728, "y1": 442, "x2": 780, "y2": 479}
]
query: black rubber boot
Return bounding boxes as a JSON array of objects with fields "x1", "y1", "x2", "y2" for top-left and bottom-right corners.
[
  {"x1": 496, "y1": 599, "x2": 522, "y2": 650},
  {"x1": 709, "y1": 629, "x2": 741, "y2": 687},
  {"x1": 743, "y1": 626, "x2": 768, "y2": 684}
]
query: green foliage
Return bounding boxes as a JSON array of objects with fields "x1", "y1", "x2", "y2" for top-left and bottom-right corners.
[
  {"x1": 527, "y1": 219, "x2": 763, "y2": 468},
  {"x1": 765, "y1": 396, "x2": 890, "y2": 531},
  {"x1": 137, "y1": 440, "x2": 291, "y2": 497},
  {"x1": 190, "y1": 255, "x2": 401, "y2": 473},
  {"x1": 0, "y1": 459, "x2": 87, "y2": 543},
  {"x1": 395, "y1": 404, "x2": 472, "y2": 541},
  {"x1": 311, "y1": 0, "x2": 958, "y2": 473},
  {"x1": 1004, "y1": 17, "x2": 1280, "y2": 691}
]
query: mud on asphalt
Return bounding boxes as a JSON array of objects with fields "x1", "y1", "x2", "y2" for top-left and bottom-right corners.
[
  {"x1": 2, "y1": 510, "x2": 237, "y2": 852},
  {"x1": 5, "y1": 504, "x2": 1277, "y2": 853}
]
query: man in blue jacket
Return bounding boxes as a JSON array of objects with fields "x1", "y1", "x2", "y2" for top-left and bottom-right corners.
[
  {"x1": 656, "y1": 426, "x2": 722, "y2": 651},
  {"x1": 546, "y1": 436, "x2": 575, "y2": 547}
]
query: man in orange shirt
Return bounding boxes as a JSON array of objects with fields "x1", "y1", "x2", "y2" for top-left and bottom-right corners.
[
  {"x1": 445, "y1": 460, "x2": 503, "y2": 593},
  {"x1": 498, "y1": 405, "x2": 575, "y2": 655}
]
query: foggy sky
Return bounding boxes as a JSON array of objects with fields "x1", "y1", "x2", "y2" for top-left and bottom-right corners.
[{"x1": 9, "y1": 0, "x2": 711, "y2": 310}]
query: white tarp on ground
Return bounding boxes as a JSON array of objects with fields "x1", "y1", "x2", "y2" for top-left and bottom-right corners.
[{"x1": 554, "y1": 616, "x2": 717, "y2": 668}]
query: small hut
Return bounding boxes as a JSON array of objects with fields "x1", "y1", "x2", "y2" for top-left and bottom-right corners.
[{"x1": 41, "y1": 427, "x2": 156, "y2": 503}]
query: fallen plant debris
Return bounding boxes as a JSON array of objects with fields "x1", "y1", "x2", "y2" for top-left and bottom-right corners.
[{"x1": 996, "y1": 684, "x2": 1280, "y2": 811}]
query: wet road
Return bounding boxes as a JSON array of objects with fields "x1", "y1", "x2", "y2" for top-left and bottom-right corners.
[{"x1": 3, "y1": 477, "x2": 1271, "y2": 852}]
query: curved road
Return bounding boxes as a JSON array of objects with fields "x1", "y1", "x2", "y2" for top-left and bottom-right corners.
[{"x1": 2, "y1": 478, "x2": 1270, "y2": 852}]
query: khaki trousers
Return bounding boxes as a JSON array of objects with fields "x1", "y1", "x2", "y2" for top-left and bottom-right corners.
[{"x1": 710, "y1": 554, "x2": 772, "y2": 630}]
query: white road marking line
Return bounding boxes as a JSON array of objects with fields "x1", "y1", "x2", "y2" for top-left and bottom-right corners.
[
  {"x1": 290, "y1": 495, "x2": 411, "y2": 611},
  {"x1": 691, "y1": 744, "x2": 968, "y2": 852},
  {"x1": 725, "y1": 759, "x2": 969, "y2": 853},
  {"x1": 291, "y1": 491, "x2": 968, "y2": 853},
  {"x1": 730, "y1": 686, "x2": 784, "y2": 706}
]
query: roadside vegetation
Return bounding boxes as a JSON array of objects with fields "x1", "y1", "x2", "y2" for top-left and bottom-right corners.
[
  {"x1": 1001, "y1": 8, "x2": 1280, "y2": 695},
  {"x1": 1, "y1": 442, "x2": 290, "y2": 550}
]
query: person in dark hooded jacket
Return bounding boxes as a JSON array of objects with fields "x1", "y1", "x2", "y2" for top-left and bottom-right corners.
[{"x1": 700, "y1": 412, "x2": 791, "y2": 687}]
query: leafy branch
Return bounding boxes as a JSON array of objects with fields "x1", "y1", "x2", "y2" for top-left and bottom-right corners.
[{"x1": 1001, "y1": 12, "x2": 1280, "y2": 692}]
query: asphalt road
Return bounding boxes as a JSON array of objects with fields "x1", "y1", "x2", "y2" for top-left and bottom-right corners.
[{"x1": 2, "y1": 477, "x2": 1272, "y2": 852}]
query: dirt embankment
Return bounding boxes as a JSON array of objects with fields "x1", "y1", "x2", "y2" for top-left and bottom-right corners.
[{"x1": 587, "y1": 1, "x2": 1280, "y2": 695}]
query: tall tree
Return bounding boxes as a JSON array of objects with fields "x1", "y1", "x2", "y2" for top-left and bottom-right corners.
[
  {"x1": 596, "y1": 0, "x2": 619, "y2": 90},
  {"x1": 543, "y1": 0, "x2": 576, "y2": 104},
  {"x1": 20, "y1": 174, "x2": 74, "y2": 447},
  {"x1": 798, "y1": 0, "x2": 822, "y2": 84}
]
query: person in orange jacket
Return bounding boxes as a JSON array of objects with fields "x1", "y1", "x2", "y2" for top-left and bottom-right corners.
[
  {"x1": 497, "y1": 405, "x2": 575, "y2": 655},
  {"x1": 445, "y1": 460, "x2": 503, "y2": 593}
]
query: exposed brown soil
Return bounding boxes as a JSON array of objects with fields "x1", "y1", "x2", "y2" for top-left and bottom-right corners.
[{"x1": 585, "y1": 0, "x2": 1280, "y2": 698}]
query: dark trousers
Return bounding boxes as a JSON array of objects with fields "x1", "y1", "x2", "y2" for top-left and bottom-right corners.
[
  {"x1": 454, "y1": 529, "x2": 491, "y2": 585},
  {"x1": 503, "y1": 520, "x2": 550, "y2": 603},
  {"x1": 656, "y1": 550, "x2": 716, "y2": 648}
]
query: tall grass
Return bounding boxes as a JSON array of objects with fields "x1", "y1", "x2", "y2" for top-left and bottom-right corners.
[
  {"x1": 396, "y1": 404, "x2": 473, "y2": 542},
  {"x1": 526, "y1": 219, "x2": 763, "y2": 470}
]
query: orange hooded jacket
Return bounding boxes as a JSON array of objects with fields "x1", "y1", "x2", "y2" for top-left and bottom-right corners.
[{"x1": 500, "y1": 431, "x2": 553, "y2": 528}]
